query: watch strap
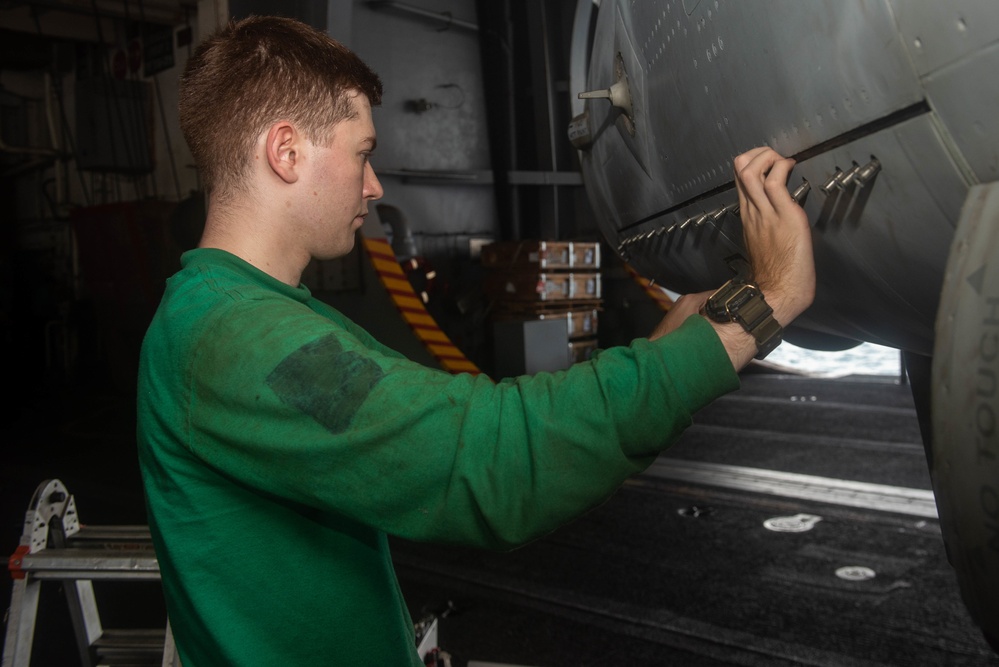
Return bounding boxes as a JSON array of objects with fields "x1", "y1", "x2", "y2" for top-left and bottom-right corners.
[{"x1": 706, "y1": 280, "x2": 783, "y2": 360}]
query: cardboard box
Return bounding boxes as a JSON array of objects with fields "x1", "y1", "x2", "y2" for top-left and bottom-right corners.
[
  {"x1": 482, "y1": 241, "x2": 571, "y2": 269},
  {"x1": 482, "y1": 241, "x2": 601, "y2": 270},
  {"x1": 569, "y1": 338, "x2": 598, "y2": 364},
  {"x1": 571, "y1": 242, "x2": 601, "y2": 270},
  {"x1": 484, "y1": 271, "x2": 602, "y2": 302}
]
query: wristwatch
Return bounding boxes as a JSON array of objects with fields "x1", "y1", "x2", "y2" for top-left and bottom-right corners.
[{"x1": 705, "y1": 280, "x2": 783, "y2": 360}]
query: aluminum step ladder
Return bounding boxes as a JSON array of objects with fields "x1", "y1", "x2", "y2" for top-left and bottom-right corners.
[
  {"x1": 3, "y1": 480, "x2": 444, "y2": 666},
  {"x1": 2, "y1": 479, "x2": 179, "y2": 667}
]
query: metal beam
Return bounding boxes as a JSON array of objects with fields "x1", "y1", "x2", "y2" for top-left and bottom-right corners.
[{"x1": 365, "y1": 1, "x2": 478, "y2": 32}]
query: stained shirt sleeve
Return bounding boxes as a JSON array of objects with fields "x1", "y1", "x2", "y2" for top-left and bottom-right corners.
[{"x1": 186, "y1": 298, "x2": 739, "y2": 550}]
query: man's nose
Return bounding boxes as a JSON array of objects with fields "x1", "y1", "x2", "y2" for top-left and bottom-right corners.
[{"x1": 365, "y1": 163, "x2": 384, "y2": 200}]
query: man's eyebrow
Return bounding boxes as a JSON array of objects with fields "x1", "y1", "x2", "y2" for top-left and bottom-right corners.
[{"x1": 361, "y1": 136, "x2": 377, "y2": 151}]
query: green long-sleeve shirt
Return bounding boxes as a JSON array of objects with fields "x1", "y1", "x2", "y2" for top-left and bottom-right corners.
[{"x1": 137, "y1": 248, "x2": 738, "y2": 666}]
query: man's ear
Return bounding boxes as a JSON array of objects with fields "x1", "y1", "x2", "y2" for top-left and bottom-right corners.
[{"x1": 265, "y1": 122, "x2": 300, "y2": 184}]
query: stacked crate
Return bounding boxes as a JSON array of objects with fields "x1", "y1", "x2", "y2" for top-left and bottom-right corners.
[{"x1": 482, "y1": 240, "x2": 602, "y2": 366}]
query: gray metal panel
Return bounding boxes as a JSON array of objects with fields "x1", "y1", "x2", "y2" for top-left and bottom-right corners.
[
  {"x1": 888, "y1": 0, "x2": 999, "y2": 76},
  {"x1": 923, "y1": 42, "x2": 999, "y2": 184},
  {"x1": 574, "y1": 0, "x2": 999, "y2": 353},
  {"x1": 615, "y1": 114, "x2": 966, "y2": 354},
  {"x1": 579, "y1": 0, "x2": 673, "y2": 232},
  {"x1": 622, "y1": 190, "x2": 744, "y2": 295},
  {"x1": 793, "y1": 120, "x2": 965, "y2": 354},
  {"x1": 493, "y1": 319, "x2": 571, "y2": 378},
  {"x1": 583, "y1": 0, "x2": 925, "y2": 218}
]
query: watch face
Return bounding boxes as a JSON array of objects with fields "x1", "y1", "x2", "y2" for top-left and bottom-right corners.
[
  {"x1": 706, "y1": 280, "x2": 782, "y2": 359},
  {"x1": 706, "y1": 283, "x2": 735, "y2": 322}
]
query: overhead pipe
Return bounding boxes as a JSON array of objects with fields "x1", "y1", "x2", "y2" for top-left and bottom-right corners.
[
  {"x1": 365, "y1": 1, "x2": 478, "y2": 32},
  {"x1": 475, "y1": 0, "x2": 520, "y2": 240}
]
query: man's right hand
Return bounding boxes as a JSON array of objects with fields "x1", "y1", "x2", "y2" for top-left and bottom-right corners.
[
  {"x1": 648, "y1": 146, "x2": 816, "y2": 372},
  {"x1": 733, "y1": 146, "x2": 815, "y2": 329}
]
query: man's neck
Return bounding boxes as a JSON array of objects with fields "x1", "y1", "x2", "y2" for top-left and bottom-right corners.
[{"x1": 199, "y1": 202, "x2": 310, "y2": 287}]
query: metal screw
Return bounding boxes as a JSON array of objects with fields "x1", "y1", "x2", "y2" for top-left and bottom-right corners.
[
  {"x1": 838, "y1": 164, "x2": 863, "y2": 189},
  {"x1": 791, "y1": 179, "x2": 811, "y2": 203},
  {"x1": 854, "y1": 158, "x2": 881, "y2": 187},
  {"x1": 821, "y1": 169, "x2": 844, "y2": 195},
  {"x1": 680, "y1": 214, "x2": 701, "y2": 229}
]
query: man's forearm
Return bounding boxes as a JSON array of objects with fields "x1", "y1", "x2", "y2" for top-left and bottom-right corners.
[{"x1": 708, "y1": 318, "x2": 761, "y2": 373}]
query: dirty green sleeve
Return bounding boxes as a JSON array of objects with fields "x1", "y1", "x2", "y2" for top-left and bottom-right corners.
[{"x1": 184, "y1": 296, "x2": 738, "y2": 550}]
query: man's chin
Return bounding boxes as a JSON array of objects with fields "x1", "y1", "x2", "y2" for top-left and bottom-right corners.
[{"x1": 315, "y1": 240, "x2": 356, "y2": 262}]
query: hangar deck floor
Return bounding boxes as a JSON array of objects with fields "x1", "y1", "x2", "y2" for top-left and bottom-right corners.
[
  {"x1": 2, "y1": 371, "x2": 997, "y2": 666},
  {"x1": 391, "y1": 372, "x2": 998, "y2": 667}
]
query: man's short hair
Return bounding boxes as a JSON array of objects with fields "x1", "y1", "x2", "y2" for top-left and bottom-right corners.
[{"x1": 179, "y1": 15, "x2": 383, "y2": 200}]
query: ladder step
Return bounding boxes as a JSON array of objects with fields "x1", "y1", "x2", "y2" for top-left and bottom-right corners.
[
  {"x1": 93, "y1": 628, "x2": 167, "y2": 666},
  {"x1": 3, "y1": 481, "x2": 179, "y2": 667},
  {"x1": 19, "y1": 548, "x2": 161, "y2": 580},
  {"x1": 71, "y1": 525, "x2": 153, "y2": 543}
]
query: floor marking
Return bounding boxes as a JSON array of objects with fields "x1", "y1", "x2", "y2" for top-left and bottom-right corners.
[{"x1": 646, "y1": 458, "x2": 938, "y2": 518}]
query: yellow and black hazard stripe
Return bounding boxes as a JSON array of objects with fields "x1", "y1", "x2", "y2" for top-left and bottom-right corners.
[
  {"x1": 362, "y1": 237, "x2": 482, "y2": 376},
  {"x1": 624, "y1": 264, "x2": 674, "y2": 312}
]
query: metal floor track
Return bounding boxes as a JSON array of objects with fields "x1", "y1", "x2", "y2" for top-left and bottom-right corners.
[{"x1": 646, "y1": 458, "x2": 938, "y2": 519}]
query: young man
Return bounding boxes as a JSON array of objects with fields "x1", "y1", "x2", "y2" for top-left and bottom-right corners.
[{"x1": 137, "y1": 15, "x2": 814, "y2": 667}]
